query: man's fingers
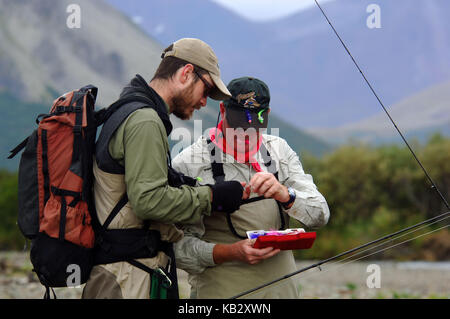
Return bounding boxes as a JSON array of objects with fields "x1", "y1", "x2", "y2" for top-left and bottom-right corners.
[
  {"x1": 264, "y1": 183, "x2": 279, "y2": 198},
  {"x1": 242, "y1": 185, "x2": 251, "y2": 200},
  {"x1": 246, "y1": 245, "x2": 275, "y2": 257},
  {"x1": 239, "y1": 240, "x2": 282, "y2": 264},
  {"x1": 247, "y1": 247, "x2": 281, "y2": 264},
  {"x1": 250, "y1": 173, "x2": 271, "y2": 193},
  {"x1": 264, "y1": 248, "x2": 281, "y2": 258},
  {"x1": 258, "y1": 180, "x2": 274, "y2": 196}
]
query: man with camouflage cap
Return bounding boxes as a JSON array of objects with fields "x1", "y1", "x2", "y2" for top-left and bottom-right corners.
[
  {"x1": 82, "y1": 38, "x2": 247, "y2": 299},
  {"x1": 173, "y1": 76, "x2": 330, "y2": 298}
]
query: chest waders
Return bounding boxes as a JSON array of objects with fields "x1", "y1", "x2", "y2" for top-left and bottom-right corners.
[{"x1": 206, "y1": 138, "x2": 286, "y2": 239}]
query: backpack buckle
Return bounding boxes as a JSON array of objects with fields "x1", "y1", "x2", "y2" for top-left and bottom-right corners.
[{"x1": 56, "y1": 105, "x2": 65, "y2": 113}]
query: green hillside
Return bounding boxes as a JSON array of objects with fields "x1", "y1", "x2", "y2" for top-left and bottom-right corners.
[{"x1": 0, "y1": 92, "x2": 48, "y2": 171}]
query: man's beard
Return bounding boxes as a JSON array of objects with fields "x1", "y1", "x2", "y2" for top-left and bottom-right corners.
[{"x1": 171, "y1": 82, "x2": 196, "y2": 120}]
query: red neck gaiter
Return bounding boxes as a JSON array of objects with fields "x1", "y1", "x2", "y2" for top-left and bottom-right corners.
[{"x1": 209, "y1": 120, "x2": 263, "y2": 172}]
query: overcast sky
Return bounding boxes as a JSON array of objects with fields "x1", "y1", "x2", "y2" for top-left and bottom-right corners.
[{"x1": 210, "y1": 0, "x2": 333, "y2": 21}]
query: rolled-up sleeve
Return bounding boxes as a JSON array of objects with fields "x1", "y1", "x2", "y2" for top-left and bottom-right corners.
[
  {"x1": 279, "y1": 139, "x2": 330, "y2": 229},
  {"x1": 173, "y1": 221, "x2": 216, "y2": 274},
  {"x1": 172, "y1": 151, "x2": 217, "y2": 274}
]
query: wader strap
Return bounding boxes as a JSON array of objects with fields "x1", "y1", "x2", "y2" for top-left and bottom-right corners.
[
  {"x1": 102, "y1": 193, "x2": 128, "y2": 230},
  {"x1": 206, "y1": 138, "x2": 286, "y2": 238},
  {"x1": 207, "y1": 139, "x2": 225, "y2": 183}
]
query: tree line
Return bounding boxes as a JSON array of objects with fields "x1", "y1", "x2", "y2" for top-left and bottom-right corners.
[{"x1": 295, "y1": 133, "x2": 449, "y2": 260}]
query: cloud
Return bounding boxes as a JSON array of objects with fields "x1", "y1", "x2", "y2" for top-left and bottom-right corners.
[{"x1": 132, "y1": 15, "x2": 143, "y2": 25}]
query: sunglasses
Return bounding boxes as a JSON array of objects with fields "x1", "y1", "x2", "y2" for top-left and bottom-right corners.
[{"x1": 194, "y1": 68, "x2": 213, "y2": 98}]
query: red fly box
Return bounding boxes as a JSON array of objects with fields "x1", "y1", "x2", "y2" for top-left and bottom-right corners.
[{"x1": 253, "y1": 231, "x2": 316, "y2": 250}]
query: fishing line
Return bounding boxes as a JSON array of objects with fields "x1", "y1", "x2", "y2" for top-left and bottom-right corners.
[
  {"x1": 302, "y1": 215, "x2": 449, "y2": 283},
  {"x1": 288, "y1": 214, "x2": 450, "y2": 288},
  {"x1": 242, "y1": 222, "x2": 449, "y2": 298},
  {"x1": 310, "y1": 214, "x2": 450, "y2": 272},
  {"x1": 231, "y1": 210, "x2": 449, "y2": 298},
  {"x1": 237, "y1": 218, "x2": 449, "y2": 298},
  {"x1": 313, "y1": 0, "x2": 449, "y2": 210}
]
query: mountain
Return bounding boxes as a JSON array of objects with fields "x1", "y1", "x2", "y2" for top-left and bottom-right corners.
[
  {"x1": 307, "y1": 81, "x2": 450, "y2": 144},
  {"x1": 106, "y1": 0, "x2": 450, "y2": 131},
  {"x1": 0, "y1": 0, "x2": 162, "y2": 108},
  {"x1": 0, "y1": 0, "x2": 329, "y2": 171}
]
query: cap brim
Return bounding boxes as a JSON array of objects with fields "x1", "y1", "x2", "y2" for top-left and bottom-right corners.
[
  {"x1": 225, "y1": 106, "x2": 269, "y2": 130},
  {"x1": 208, "y1": 73, "x2": 232, "y2": 100}
]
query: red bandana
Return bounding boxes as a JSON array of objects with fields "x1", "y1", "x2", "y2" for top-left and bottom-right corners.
[{"x1": 209, "y1": 120, "x2": 263, "y2": 172}]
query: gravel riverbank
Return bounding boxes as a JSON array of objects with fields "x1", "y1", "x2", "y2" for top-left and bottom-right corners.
[{"x1": 0, "y1": 251, "x2": 448, "y2": 299}]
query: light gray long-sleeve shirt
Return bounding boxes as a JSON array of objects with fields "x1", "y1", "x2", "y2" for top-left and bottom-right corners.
[{"x1": 172, "y1": 134, "x2": 330, "y2": 274}]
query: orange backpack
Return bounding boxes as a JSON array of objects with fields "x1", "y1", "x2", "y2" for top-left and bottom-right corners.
[
  {"x1": 9, "y1": 82, "x2": 196, "y2": 298},
  {"x1": 9, "y1": 85, "x2": 100, "y2": 296}
]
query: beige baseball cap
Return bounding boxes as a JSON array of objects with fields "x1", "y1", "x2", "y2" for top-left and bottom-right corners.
[{"x1": 162, "y1": 38, "x2": 231, "y2": 100}]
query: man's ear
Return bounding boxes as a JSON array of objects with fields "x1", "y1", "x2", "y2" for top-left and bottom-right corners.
[{"x1": 177, "y1": 63, "x2": 195, "y2": 85}]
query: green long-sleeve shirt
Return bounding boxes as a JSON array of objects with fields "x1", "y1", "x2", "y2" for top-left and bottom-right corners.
[{"x1": 108, "y1": 107, "x2": 211, "y2": 224}]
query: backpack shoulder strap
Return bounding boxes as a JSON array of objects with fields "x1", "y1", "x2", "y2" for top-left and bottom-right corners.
[
  {"x1": 95, "y1": 92, "x2": 174, "y2": 175},
  {"x1": 95, "y1": 99, "x2": 151, "y2": 174},
  {"x1": 8, "y1": 135, "x2": 30, "y2": 159}
]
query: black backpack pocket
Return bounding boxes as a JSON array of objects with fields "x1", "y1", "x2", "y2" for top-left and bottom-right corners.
[
  {"x1": 17, "y1": 130, "x2": 40, "y2": 239},
  {"x1": 30, "y1": 232, "x2": 94, "y2": 287}
]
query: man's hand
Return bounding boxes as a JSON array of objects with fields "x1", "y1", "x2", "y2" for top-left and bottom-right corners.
[
  {"x1": 241, "y1": 181, "x2": 251, "y2": 200},
  {"x1": 248, "y1": 172, "x2": 290, "y2": 203},
  {"x1": 213, "y1": 239, "x2": 280, "y2": 265}
]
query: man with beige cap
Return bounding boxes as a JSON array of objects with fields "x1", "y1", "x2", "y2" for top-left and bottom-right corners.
[{"x1": 82, "y1": 38, "x2": 247, "y2": 299}]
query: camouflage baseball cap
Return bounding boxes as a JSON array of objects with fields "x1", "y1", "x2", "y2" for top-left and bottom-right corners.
[{"x1": 162, "y1": 38, "x2": 231, "y2": 100}]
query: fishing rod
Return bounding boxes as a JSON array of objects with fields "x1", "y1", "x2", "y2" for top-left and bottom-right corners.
[
  {"x1": 230, "y1": 0, "x2": 450, "y2": 299},
  {"x1": 279, "y1": 217, "x2": 450, "y2": 290},
  {"x1": 238, "y1": 222, "x2": 450, "y2": 298},
  {"x1": 231, "y1": 210, "x2": 449, "y2": 299},
  {"x1": 313, "y1": 0, "x2": 450, "y2": 211}
]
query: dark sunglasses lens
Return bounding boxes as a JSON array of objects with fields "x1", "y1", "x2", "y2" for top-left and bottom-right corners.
[{"x1": 194, "y1": 69, "x2": 212, "y2": 98}]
